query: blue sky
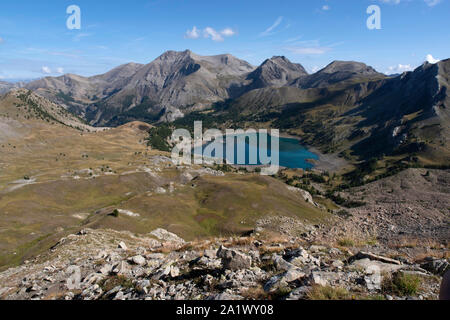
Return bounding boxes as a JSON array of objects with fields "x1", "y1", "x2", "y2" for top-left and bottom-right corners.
[{"x1": 0, "y1": 0, "x2": 449, "y2": 80}]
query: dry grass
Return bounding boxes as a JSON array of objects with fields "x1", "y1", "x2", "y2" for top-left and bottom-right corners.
[
  {"x1": 306, "y1": 285, "x2": 352, "y2": 300},
  {"x1": 391, "y1": 237, "x2": 446, "y2": 250},
  {"x1": 240, "y1": 286, "x2": 268, "y2": 300},
  {"x1": 337, "y1": 238, "x2": 356, "y2": 247}
]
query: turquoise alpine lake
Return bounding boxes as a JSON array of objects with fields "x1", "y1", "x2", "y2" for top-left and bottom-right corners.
[{"x1": 196, "y1": 133, "x2": 319, "y2": 169}]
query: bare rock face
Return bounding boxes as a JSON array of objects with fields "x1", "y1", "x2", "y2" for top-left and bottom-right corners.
[
  {"x1": 150, "y1": 228, "x2": 185, "y2": 244},
  {"x1": 247, "y1": 56, "x2": 308, "y2": 89},
  {"x1": 292, "y1": 60, "x2": 384, "y2": 89},
  {"x1": 217, "y1": 246, "x2": 252, "y2": 271}
]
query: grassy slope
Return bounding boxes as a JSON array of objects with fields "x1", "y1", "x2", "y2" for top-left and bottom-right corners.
[{"x1": 0, "y1": 93, "x2": 328, "y2": 270}]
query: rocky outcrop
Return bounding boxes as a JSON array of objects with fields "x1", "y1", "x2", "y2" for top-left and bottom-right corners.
[
  {"x1": 217, "y1": 246, "x2": 252, "y2": 271},
  {"x1": 247, "y1": 56, "x2": 308, "y2": 89},
  {"x1": 0, "y1": 228, "x2": 445, "y2": 300}
]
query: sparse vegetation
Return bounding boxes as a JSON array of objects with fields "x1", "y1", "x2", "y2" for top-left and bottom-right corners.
[
  {"x1": 338, "y1": 238, "x2": 355, "y2": 247},
  {"x1": 382, "y1": 273, "x2": 422, "y2": 296},
  {"x1": 307, "y1": 285, "x2": 351, "y2": 300}
]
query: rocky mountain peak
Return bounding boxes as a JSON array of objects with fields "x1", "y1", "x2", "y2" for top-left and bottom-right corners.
[
  {"x1": 247, "y1": 55, "x2": 308, "y2": 89},
  {"x1": 320, "y1": 60, "x2": 380, "y2": 75}
]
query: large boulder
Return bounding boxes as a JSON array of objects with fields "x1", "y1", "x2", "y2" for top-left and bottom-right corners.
[
  {"x1": 217, "y1": 246, "x2": 252, "y2": 271},
  {"x1": 348, "y1": 251, "x2": 402, "y2": 265},
  {"x1": 150, "y1": 228, "x2": 185, "y2": 243}
]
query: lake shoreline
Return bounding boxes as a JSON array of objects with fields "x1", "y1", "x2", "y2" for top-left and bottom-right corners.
[
  {"x1": 279, "y1": 131, "x2": 348, "y2": 172},
  {"x1": 198, "y1": 131, "x2": 348, "y2": 172}
]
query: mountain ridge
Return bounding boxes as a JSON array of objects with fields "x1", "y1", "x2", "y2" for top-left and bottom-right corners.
[{"x1": 19, "y1": 51, "x2": 389, "y2": 126}]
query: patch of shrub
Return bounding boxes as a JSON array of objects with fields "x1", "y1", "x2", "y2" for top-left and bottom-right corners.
[
  {"x1": 307, "y1": 285, "x2": 351, "y2": 300},
  {"x1": 382, "y1": 273, "x2": 422, "y2": 296},
  {"x1": 110, "y1": 209, "x2": 119, "y2": 218}
]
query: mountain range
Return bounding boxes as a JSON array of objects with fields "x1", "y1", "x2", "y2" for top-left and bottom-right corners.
[
  {"x1": 13, "y1": 50, "x2": 386, "y2": 125},
  {"x1": 1, "y1": 50, "x2": 449, "y2": 164}
]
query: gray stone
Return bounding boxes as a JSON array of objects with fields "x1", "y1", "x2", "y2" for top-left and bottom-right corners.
[
  {"x1": 150, "y1": 228, "x2": 185, "y2": 243},
  {"x1": 129, "y1": 255, "x2": 146, "y2": 266},
  {"x1": 350, "y1": 258, "x2": 403, "y2": 273},
  {"x1": 203, "y1": 249, "x2": 218, "y2": 259},
  {"x1": 273, "y1": 255, "x2": 295, "y2": 272},
  {"x1": 208, "y1": 292, "x2": 243, "y2": 300},
  {"x1": 65, "y1": 265, "x2": 81, "y2": 290},
  {"x1": 349, "y1": 251, "x2": 402, "y2": 265},
  {"x1": 112, "y1": 261, "x2": 129, "y2": 275},
  {"x1": 99, "y1": 264, "x2": 113, "y2": 275},
  {"x1": 217, "y1": 246, "x2": 252, "y2": 271},
  {"x1": 286, "y1": 286, "x2": 310, "y2": 300}
]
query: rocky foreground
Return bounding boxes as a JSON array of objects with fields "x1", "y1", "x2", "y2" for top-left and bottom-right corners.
[{"x1": 0, "y1": 228, "x2": 448, "y2": 300}]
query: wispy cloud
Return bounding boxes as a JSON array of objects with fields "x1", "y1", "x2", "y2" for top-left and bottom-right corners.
[
  {"x1": 283, "y1": 39, "x2": 338, "y2": 55},
  {"x1": 185, "y1": 26, "x2": 200, "y2": 39},
  {"x1": 386, "y1": 63, "x2": 413, "y2": 74},
  {"x1": 284, "y1": 35, "x2": 303, "y2": 43},
  {"x1": 285, "y1": 46, "x2": 331, "y2": 55},
  {"x1": 73, "y1": 33, "x2": 92, "y2": 42},
  {"x1": 424, "y1": 0, "x2": 442, "y2": 6},
  {"x1": 259, "y1": 16, "x2": 283, "y2": 37},
  {"x1": 204, "y1": 27, "x2": 224, "y2": 41},
  {"x1": 322, "y1": 5, "x2": 330, "y2": 11},
  {"x1": 379, "y1": 0, "x2": 442, "y2": 6},
  {"x1": 379, "y1": 0, "x2": 401, "y2": 4}
]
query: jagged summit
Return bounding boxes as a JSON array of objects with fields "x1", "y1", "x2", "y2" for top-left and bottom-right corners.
[{"x1": 247, "y1": 56, "x2": 308, "y2": 89}]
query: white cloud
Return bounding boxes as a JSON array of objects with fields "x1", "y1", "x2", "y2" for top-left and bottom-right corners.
[
  {"x1": 203, "y1": 27, "x2": 224, "y2": 42},
  {"x1": 41, "y1": 66, "x2": 52, "y2": 74},
  {"x1": 387, "y1": 64, "x2": 413, "y2": 74},
  {"x1": 259, "y1": 16, "x2": 283, "y2": 37},
  {"x1": 424, "y1": 0, "x2": 442, "y2": 6},
  {"x1": 426, "y1": 54, "x2": 440, "y2": 64},
  {"x1": 322, "y1": 5, "x2": 330, "y2": 10},
  {"x1": 185, "y1": 26, "x2": 200, "y2": 39},
  {"x1": 56, "y1": 67, "x2": 64, "y2": 74},
  {"x1": 221, "y1": 28, "x2": 235, "y2": 37},
  {"x1": 379, "y1": 0, "x2": 401, "y2": 4},
  {"x1": 380, "y1": 0, "x2": 443, "y2": 6},
  {"x1": 285, "y1": 46, "x2": 331, "y2": 55},
  {"x1": 185, "y1": 26, "x2": 236, "y2": 42}
]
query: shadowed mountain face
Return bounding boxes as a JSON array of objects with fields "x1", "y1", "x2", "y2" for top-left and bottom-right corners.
[
  {"x1": 348, "y1": 59, "x2": 450, "y2": 159},
  {"x1": 235, "y1": 59, "x2": 449, "y2": 163},
  {"x1": 246, "y1": 56, "x2": 308, "y2": 89},
  {"x1": 290, "y1": 61, "x2": 385, "y2": 89},
  {"x1": 24, "y1": 50, "x2": 256, "y2": 126}
]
